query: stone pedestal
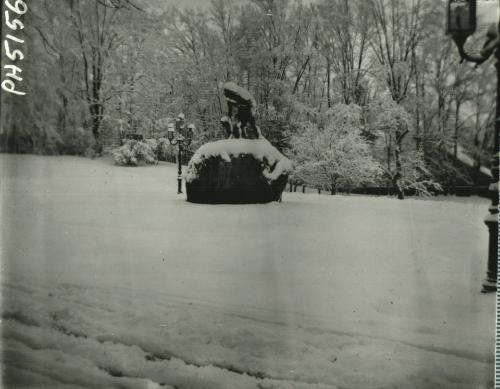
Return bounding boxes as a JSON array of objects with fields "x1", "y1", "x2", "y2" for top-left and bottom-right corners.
[{"x1": 185, "y1": 139, "x2": 292, "y2": 204}]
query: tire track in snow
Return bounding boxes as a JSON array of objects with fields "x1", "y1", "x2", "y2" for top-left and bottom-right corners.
[
  {"x1": 299, "y1": 323, "x2": 494, "y2": 365},
  {"x1": 2, "y1": 279, "x2": 491, "y2": 388},
  {"x1": 3, "y1": 317, "x2": 337, "y2": 389},
  {"x1": 66, "y1": 283, "x2": 493, "y2": 367}
]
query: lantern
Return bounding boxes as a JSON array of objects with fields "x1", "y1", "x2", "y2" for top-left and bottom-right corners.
[
  {"x1": 176, "y1": 113, "x2": 185, "y2": 132},
  {"x1": 447, "y1": 0, "x2": 477, "y2": 38},
  {"x1": 167, "y1": 123, "x2": 175, "y2": 141},
  {"x1": 186, "y1": 124, "x2": 195, "y2": 140}
]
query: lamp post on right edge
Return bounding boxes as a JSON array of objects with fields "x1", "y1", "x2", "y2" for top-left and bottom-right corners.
[{"x1": 447, "y1": 0, "x2": 499, "y2": 293}]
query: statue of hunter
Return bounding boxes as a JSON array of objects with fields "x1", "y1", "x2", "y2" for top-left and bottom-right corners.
[{"x1": 221, "y1": 82, "x2": 262, "y2": 140}]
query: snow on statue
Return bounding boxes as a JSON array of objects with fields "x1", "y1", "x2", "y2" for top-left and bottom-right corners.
[{"x1": 221, "y1": 82, "x2": 262, "y2": 140}]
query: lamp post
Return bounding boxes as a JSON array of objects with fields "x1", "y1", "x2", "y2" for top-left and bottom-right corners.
[
  {"x1": 447, "y1": 0, "x2": 499, "y2": 293},
  {"x1": 167, "y1": 113, "x2": 194, "y2": 194}
]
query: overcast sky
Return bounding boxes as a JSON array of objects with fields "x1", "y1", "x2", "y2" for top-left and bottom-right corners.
[
  {"x1": 477, "y1": 0, "x2": 500, "y2": 27},
  {"x1": 161, "y1": 0, "x2": 317, "y2": 10},
  {"x1": 164, "y1": 0, "x2": 246, "y2": 9},
  {"x1": 159, "y1": 0, "x2": 498, "y2": 31}
]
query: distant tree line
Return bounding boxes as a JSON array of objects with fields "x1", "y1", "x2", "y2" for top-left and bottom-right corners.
[{"x1": 0, "y1": 0, "x2": 495, "y2": 198}]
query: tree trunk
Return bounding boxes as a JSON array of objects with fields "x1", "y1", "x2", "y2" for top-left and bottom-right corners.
[
  {"x1": 91, "y1": 112, "x2": 102, "y2": 154},
  {"x1": 421, "y1": 78, "x2": 427, "y2": 160},
  {"x1": 414, "y1": 56, "x2": 421, "y2": 151},
  {"x1": 453, "y1": 100, "x2": 461, "y2": 191},
  {"x1": 393, "y1": 177, "x2": 404, "y2": 200},
  {"x1": 326, "y1": 55, "x2": 331, "y2": 108},
  {"x1": 394, "y1": 133, "x2": 404, "y2": 200}
]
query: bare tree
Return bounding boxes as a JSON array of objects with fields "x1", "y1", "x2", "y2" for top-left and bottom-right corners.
[
  {"x1": 68, "y1": 0, "x2": 138, "y2": 152},
  {"x1": 368, "y1": 0, "x2": 424, "y2": 103},
  {"x1": 316, "y1": 0, "x2": 371, "y2": 106}
]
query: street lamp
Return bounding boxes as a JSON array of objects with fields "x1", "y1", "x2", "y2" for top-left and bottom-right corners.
[
  {"x1": 167, "y1": 113, "x2": 194, "y2": 194},
  {"x1": 447, "y1": 0, "x2": 499, "y2": 293},
  {"x1": 447, "y1": 0, "x2": 477, "y2": 38}
]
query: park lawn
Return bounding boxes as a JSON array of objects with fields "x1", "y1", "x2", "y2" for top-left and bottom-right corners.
[{"x1": 0, "y1": 154, "x2": 495, "y2": 389}]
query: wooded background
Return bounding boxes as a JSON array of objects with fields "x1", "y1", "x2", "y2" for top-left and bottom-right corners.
[{"x1": 0, "y1": 0, "x2": 496, "y2": 197}]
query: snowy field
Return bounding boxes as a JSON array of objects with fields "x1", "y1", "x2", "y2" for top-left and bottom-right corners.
[{"x1": 1, "y1": 154, "x2": 495, "y2": 389}]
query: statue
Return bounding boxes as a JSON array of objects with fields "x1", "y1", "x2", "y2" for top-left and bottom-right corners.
[
  {"x1": 221, "y1": 82, "x2": 262, "y2": 140},
  {"x1": 185, "y1": 81, "x2": 292, "y2": 204}
]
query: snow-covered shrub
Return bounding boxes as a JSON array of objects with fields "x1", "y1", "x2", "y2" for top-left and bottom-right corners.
[
  {"x1": 318, "y1": 104, "x2": 363, "y2": 131},
  {"x1": 61, "y1": 127, "x2": 95, "y2": 156},
  {"x1": 112, "y1": 139, "x2": 157, "y2": 166},
  {"x1": 393, "y1": 151, "x2": 443, "y2": 196},
  {"x1": 155, "y1": 137, "x2": 177, "y2": 161},
  {"x1": 144, "y1": 138, "x2": 158, "y2": 152},
  {"x1": 290, "y1": 104, "x2": 382, "y2": 194}
]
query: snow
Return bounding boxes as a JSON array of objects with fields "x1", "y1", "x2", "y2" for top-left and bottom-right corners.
[
  {"x1": 185, "y1": 139, "x2": 293, "y2": 183},
  {"x1": 223, "y1": 82, "x2": 257, "y2": 109},
  {"x1": 1, "y1": 154, "x2": 495, "y2": 389}
]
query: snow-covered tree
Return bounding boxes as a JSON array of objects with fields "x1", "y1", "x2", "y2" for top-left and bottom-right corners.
[
  {"x1": 396, "y1": 151, "x2": 443, "y2": 196},
  {"x1": 370, "y1": 96, "x2": 441, "y2": 198},
  {"x1": 291, "y1": 104, "x2": 382, "y2": 194}
]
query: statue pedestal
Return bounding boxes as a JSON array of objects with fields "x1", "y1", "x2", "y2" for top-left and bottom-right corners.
[{"x1": 185, "y1": 139, "x2": 292, "y2": 204}]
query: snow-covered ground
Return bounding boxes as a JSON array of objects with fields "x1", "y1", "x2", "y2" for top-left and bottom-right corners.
[{"x1": 1, "y1": 154, "x2": 495, "y2": 389}]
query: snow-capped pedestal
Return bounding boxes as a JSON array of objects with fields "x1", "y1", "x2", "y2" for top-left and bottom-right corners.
[{"x1": 185, "y1": 139, "x2": 292, "y2": 204}]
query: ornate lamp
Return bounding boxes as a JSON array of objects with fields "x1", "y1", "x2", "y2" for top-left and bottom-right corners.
[
  {"x1": 447, "y1": 0, "x2": 477, "y2": 36},
  {"x1": 175, "y1": 113, "x2": 185, "y2": 133},
  {"x1": 186, "y1": 123, "x2": 195, "y2": 140},
  {"x1": 167, "y1": 123, "x2": 175, "y2": 142},
  {"x1": 446, "y1": 0, "x2": 499, "y2": 292},
  {"x1": 446, "y1": 0, "x2": 491, "y2": 64},
  {"x1": 168, "y1": 113, "x2": 194, "y2": 194}
]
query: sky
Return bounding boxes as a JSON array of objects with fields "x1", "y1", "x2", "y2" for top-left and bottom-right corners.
[
  {"x1": 163, "y1": 0, "x2": 317, "y2": 10},
  {"x1": 164, "y1": 0, "x2": 250, "y2": 10},
  {"x1": 167, "y1": 0, "x2": 215, "y2": 9},
  {"x1": 160, "y1": 0, "x2": 498, "y2": 24},
  {"x1": 159, "y1": 0, "x2": 499, "y2": 28},
  {"x1": 477, "y1": 0, "x2": 500, "y2": 24}
]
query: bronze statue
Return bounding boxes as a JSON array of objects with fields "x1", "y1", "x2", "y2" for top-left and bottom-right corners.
[{"x1": 221, "y1": 82, "x2": 262, "y2": 139}]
